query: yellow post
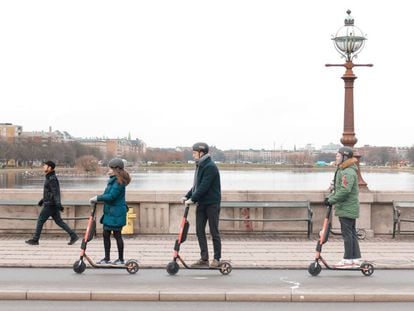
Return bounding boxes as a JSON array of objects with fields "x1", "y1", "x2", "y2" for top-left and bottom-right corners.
[{"x1": 122, "y1": 207, "x2": 136, "y2": 234}]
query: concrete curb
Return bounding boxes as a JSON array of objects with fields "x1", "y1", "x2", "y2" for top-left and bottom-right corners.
[{"x1": 2, "y1": 290, "x2": 414, "y2": 302}]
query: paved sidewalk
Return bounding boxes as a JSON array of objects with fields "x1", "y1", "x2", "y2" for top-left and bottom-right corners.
[{"x1": 1, "y1": 234, "x2": 414, "y2": 269}]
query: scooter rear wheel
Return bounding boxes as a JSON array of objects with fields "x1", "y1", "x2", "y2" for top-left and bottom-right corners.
[
  {"x1": 73, "y1": 260, "x2": 86, "y2": 274},
  {"x1": 219, "y1": 261, "x2": 232, "y2": 275},
  {"x1": 360, "y1": 262, "x2": 374, "y2": 276},
  {"x1": 308, "y1": 262, "x2": 322, "y2": 276},
  {"x1": 166, "y1": 261, "x2": 180, "y2": 275},
  {"x1": 126, "y1": 260, "x2": 139, "y2": 274}
]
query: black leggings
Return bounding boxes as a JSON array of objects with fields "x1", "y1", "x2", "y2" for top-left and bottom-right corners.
[{"x1": 102, "y1": 229, "x2": 124, "y2": 261}]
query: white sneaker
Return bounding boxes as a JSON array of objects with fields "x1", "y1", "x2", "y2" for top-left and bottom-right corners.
[
  {"x1": 333, "y1": 259, "x2": 353, "y2": 268},
  {"x1": 352, "y1": 258, "x2": 362, "y2": 266}
]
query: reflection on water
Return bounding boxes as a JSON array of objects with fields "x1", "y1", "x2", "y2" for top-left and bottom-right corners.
[{"x1": 1, "y1": 169, "x2": 413, "y2": 191}]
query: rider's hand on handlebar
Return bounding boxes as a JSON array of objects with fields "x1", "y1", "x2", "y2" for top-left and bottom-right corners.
[{"x1": 184, "y1": 198, "x2": 194, "y2": 206}]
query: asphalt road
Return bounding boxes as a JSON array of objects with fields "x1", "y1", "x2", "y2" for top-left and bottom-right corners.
[{"x1": 1, "y1": 267, "x2": 414, "y2": 302}]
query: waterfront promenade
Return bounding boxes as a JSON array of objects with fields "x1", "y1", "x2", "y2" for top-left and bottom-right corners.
[
  {"x1": 1, "y1": 188, "x2": 414, "y2": 302},
  {"x1": 1, "y1": 234, "x2": 414, "y2": 302}
]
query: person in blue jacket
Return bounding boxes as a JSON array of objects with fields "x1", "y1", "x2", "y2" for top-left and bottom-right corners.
[{"x1": 90, "y1": 158, "x2": 130, "y2": 265}]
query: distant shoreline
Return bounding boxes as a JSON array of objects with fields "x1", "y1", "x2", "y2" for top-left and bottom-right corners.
[{"x1": 1, "y1": 164, "x2": 413, "y2": 175}]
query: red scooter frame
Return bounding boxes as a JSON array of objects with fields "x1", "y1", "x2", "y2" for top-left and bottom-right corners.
[
  {"x1": 73, "y1": 202, "x2": 139, "y2": 274},
  {"x1": 308, "y1": 204, "x2": 374, "y2": 276},
  {"x1": 166, "y1": 204, "x2": 232, "y2": 275}
]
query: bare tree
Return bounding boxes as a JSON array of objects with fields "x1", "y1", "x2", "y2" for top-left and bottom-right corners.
[{"x1": 75, "y1": 155, "x2": 100, "y2": 173}]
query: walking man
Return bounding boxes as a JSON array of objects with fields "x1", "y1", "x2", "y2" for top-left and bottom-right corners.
[
  {"x1": 26, "y1": 161, "x2": 79, "y2": 245},
  {"x1": 182, "y1": 142, "x2": 222, "y2": 268}
]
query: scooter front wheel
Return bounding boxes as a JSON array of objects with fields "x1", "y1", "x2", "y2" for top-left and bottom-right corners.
[
  {"x1": 166, "y1": 261, "x2": 180, "y2": 275},
  {"x1": 219, "y1": 261, "x2": 232, "y2": 275},
  {"x1": 73, "y1": 259, "x2": 86, "y2": 274},
  {"x1": 308, "y1": 262, "x2": 322, "y2": 276},
  {"x1": 360, "y1": 262, "x2": 374, "y2": 276},
  {"x1": 126, "y1": 260, "x2": 139, "y2": 274}
]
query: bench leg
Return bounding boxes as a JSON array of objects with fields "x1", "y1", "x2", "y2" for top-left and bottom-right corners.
[
  {"x1": 392, "y1": 221, "x2": 396, "y2": 238},
  {"x1": 307, "y1": 221, "x2": 312, "y2": 239}
]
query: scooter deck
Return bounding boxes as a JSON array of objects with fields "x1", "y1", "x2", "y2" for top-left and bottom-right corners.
[
  {"x1": 319, "y1": 257, "x2": 374, "y2": 271},
  {"x1": 177, "y1": 256, "x2": 232, "y2": 271},
  {"x1": 84, "y1": 254, "x2": 136, "y2": 269}
]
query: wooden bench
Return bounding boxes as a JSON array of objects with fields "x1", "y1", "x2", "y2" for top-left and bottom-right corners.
[
  {"x1": 219, "y1": 201, "x2": 313, "y2": 238},
  {"x1": 392, "y1": 201, "x2": 414, "y2": 238}
]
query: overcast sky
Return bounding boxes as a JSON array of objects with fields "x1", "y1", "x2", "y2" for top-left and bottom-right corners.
[{"x1": 1, "y1": 1, "x2": 412, "y2": 150}]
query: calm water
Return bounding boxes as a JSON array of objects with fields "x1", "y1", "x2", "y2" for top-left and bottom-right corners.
[{"x1": 1, "y1": 169, "x2": 413, "y2": 191}]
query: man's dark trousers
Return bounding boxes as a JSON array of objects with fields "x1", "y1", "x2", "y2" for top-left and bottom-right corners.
[
  {"x1": 33, "y1": 206, "x2": 76, "y2": 241},
  {"x1": 195, "y1": 204, "x2": 221, "y2": 261}
]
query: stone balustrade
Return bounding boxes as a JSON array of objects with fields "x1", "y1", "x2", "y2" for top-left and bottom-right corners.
[{"x1": 1, "y1": 189, "x2": 414, "y2": 236}]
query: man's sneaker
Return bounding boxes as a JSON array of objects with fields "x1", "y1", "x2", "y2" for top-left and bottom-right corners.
[
  {"x1": 25, "y1": 239, "x2": 39, "y2": 245},
  {"x1": 68, "y1": 235, "x2": 79, "y2": 245},
  {"x1": 210, "y1": 259, "x2": 221, "y2": 268},
  {"x1": 352, "y1": 258, "x2": 362, "y2": 266},
  {"x1": 333, "y1": 259, "x2": 354, "y2": 268},
  {"x1": 191, "y1": 259, "x2": 209, "y2": 268},
  {"x1": 113, "y1": 259, "x2": 125, "y2": 265},
  {"x1": 96, "y1": 258, "x2": 111, "y2": 264}
]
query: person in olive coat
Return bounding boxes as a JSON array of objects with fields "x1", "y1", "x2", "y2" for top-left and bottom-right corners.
[
  {"x1": 182, "y1": 142, "x2": 222, "y2": 268},
  {"x1": 90, "y1": 158, "x2": 130, "y2": 265},
  {"x1": 325, "y1": 146, "x2": 361, "y2": 268}
]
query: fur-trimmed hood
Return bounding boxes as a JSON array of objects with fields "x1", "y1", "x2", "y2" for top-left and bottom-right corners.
[{"x1": 339, "y1": 157, "x2": 358, "y2": 170}]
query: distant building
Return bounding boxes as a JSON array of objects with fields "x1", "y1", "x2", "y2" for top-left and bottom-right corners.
[
  {"x1": 78, "y1": 138, "x2": 146, "y2": 159},
  {"x1": 0, "y1": 123, "x2": 22, "y2": 142},
  {"x1": 321, "y1": 143, "x2": 341, "y2": 153}
]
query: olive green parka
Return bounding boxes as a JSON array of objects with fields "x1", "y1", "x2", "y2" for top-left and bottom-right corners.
[{"x1": 327, "y1": 158, "x2": 360, "y2": 219}]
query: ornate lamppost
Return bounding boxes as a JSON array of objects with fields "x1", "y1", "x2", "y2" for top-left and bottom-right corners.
[{"x1": 326, "y1": 10, "x2": 373, "y2": 190}]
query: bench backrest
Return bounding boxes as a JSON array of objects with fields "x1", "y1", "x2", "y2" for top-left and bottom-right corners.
[
  {"x1": 221, "y1": 201, "x2": 310, "y2": 209},
  {"x1": 393, "y1": 201, "x2": 414, "y2": 209}
]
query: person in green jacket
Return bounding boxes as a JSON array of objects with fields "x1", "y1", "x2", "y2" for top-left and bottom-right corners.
[
  {"x1": 90, "y1": 158, "x2": 130, "y2": 265},
  {"x1": 325, "y1": 146, "x2": 361, "y2": 268}
]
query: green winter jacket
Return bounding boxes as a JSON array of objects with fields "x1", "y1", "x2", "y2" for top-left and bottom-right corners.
[{"x1": 327, "y1": 158, "x2": 359, "y2": 219}]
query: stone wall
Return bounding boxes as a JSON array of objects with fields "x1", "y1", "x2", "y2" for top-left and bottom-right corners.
[{"x1": 0, "y1": 189, "x2": 413, "y2": 236}]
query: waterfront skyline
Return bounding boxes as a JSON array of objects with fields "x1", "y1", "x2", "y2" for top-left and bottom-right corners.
[{"x1": 1, "y1": 1, "x2": 413, "y2": 150}]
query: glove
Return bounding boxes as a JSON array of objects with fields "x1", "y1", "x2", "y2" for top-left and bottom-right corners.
[
  {"x1": 324, "y1": 197, "x2": 331, "y2": 207},
  {"x1": 184, "y1": 198, "x2": 194, "y2": 206},
  {"x1": 89, "y1": 196, "x2": 98, "y2": 203},
  {"x1": 180, "y1": 196, "x2": 187, "y2": 203},
  {"x1": 58, "y1": 204, "x2": 64, "y2": 212},
  {"x1": 38, "y1": 199, "x2": 44, "y2": 206}
]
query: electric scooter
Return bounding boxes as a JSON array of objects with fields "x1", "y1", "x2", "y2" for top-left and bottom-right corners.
[
  {"x1": 73, "y1": 202, "x2": 139, "y2": 274},
  {"x1": 166, "y1": 203, "x2": 232, "y2": 275},
  {"x1": 308, "y1": 203, "x2": 374, "y2": 277}
]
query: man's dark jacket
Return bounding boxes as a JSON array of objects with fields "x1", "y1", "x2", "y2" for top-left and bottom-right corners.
[
  {"x1": 186, "y1": 156, "x2": 221, "y2": 206},
  {"x1": 42, "y1": 171, "x2": 62, "y2": 209}
]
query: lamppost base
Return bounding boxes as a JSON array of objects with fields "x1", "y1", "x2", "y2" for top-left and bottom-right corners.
[{"x1": 354, "y1": 154, "x2": 369, "y2": 192}]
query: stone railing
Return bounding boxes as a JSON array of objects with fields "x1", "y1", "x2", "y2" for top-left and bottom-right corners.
[{"x1": 1, "y1": 189, "x2": 414, "y2": 236}]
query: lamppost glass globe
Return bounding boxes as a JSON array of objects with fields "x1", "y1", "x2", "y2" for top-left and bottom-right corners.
[{"x1": 332, "y1": 10, "x2": 367, "y2": 61}]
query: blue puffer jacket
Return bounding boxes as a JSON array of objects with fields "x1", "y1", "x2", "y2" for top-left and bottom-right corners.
[{"x1": 97, "y1": 176, "x2": 127, "y2": 230}]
